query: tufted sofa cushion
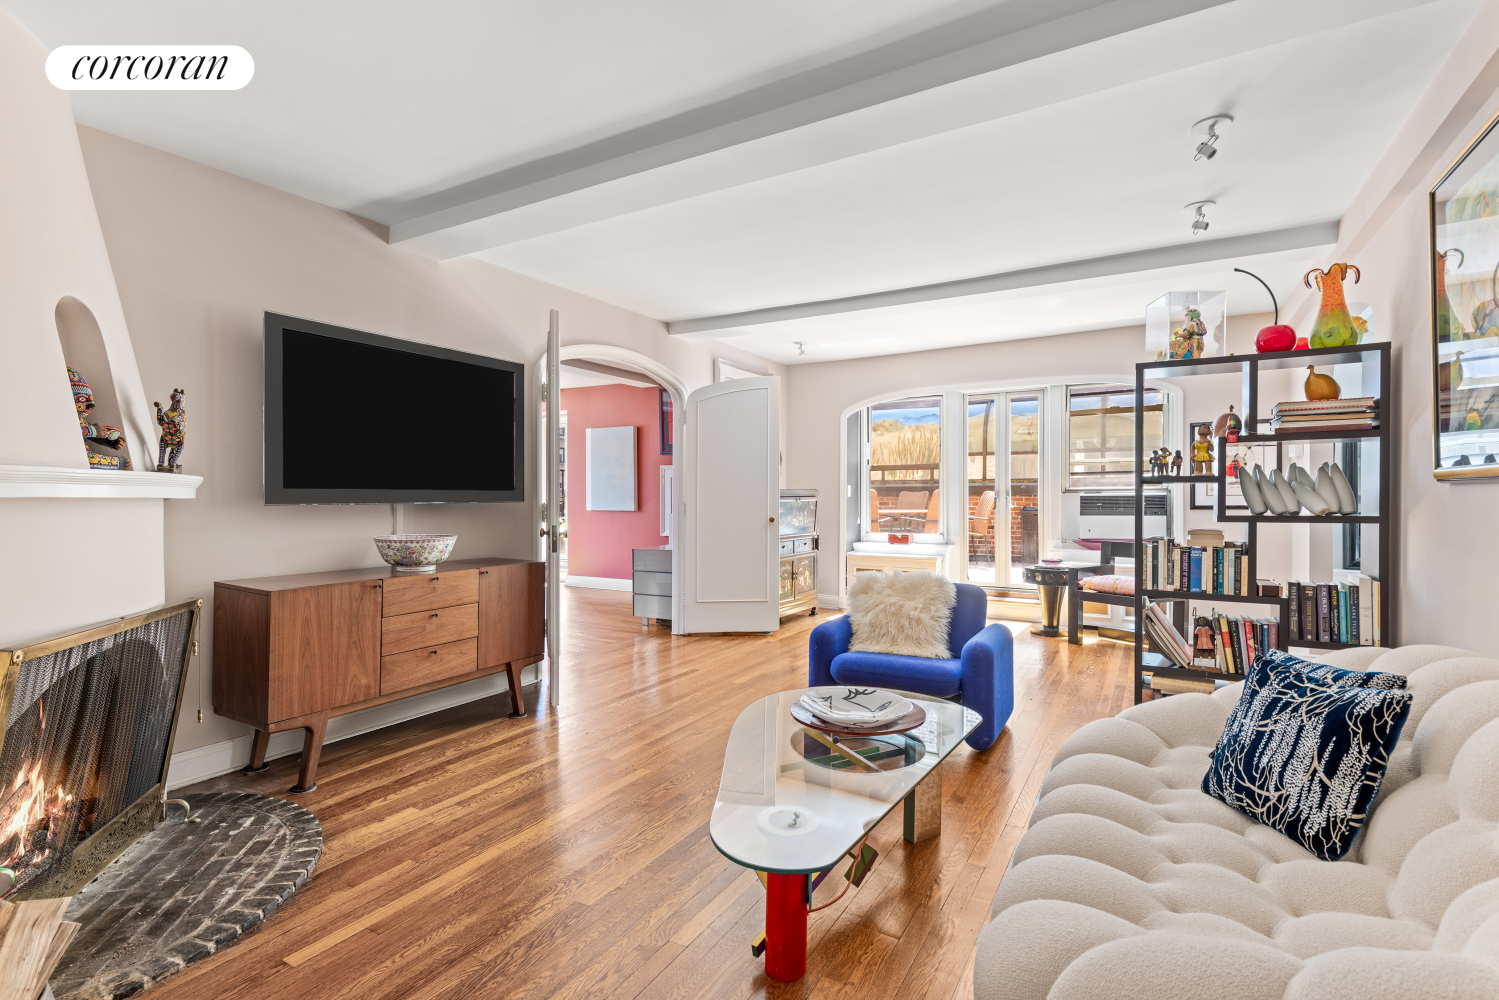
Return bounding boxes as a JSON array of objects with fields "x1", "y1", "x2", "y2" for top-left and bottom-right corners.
[{"x1": 976, "y1": 645, "x2": 1499, "y2": 1000}]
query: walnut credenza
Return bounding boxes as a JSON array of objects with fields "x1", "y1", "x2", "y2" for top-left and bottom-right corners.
[{"x1": 213, "y1": 557, "x2": 544, "y2": 792}]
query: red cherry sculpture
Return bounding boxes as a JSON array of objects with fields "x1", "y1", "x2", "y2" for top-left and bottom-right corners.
[
  {"x1": 1255, "y1": 324, "x2": 1296, "y2": 353},
  {"x1": 1235, "y1": 267, "x2": 1301, "y2": 354}
]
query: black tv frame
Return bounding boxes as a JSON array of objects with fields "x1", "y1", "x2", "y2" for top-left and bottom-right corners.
[{"x1": 263, "y1": 312, "x2": 525, "y2": 505}]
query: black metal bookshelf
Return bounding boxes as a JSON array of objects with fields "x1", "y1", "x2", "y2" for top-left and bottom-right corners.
[{"x1": 1132, "y1": 342, "x2": 1394, "y2": 703}]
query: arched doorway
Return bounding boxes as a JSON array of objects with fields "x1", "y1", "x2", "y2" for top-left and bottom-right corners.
[{"x1": 533, "y1": 343, "x2": 689, "y2": 704}]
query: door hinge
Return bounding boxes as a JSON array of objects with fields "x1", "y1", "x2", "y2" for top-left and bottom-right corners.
[{"x1": 540, "y1": 382, "x2": 548, "y2": 402}]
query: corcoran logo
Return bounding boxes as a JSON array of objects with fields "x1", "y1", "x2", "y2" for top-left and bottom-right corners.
[{"x1": 45, "y1": 45, "x2": 253, "y2": 90}]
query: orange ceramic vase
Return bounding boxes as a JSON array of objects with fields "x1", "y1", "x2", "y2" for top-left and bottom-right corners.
[{"x1": 1304, "y1": 263, "x2": 1362, "y2": 348}]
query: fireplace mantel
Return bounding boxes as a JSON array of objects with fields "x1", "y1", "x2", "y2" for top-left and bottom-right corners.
[{"x1": 0, "y1": 465, "x2": 202, "y2": 499}]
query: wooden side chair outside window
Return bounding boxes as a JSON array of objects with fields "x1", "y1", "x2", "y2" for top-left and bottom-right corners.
[
  {"x1": 920, "y1": 490, "x2": 941, "y2": 534},
  {"x1": 968, "y1": 490, "x2": 995, "y2": 556},
  {"x1": 884, "y1": 490, "x2": 930, "y2": 532}
]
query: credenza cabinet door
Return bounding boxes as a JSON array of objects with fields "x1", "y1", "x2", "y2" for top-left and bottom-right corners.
[
  {"x1": 267, "y1": 579, "x2": 381, "y2": 720},
  {"x1": 478, "y1": 562, "x2": 546, "y2": 669}
]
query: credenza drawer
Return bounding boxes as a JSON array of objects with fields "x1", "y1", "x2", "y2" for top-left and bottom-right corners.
[
  {"x1": 381, "y1": 603, "x2": 479, "y2": 655},
  {"x1": 380, "y1": 637, "x2": 478, "y2": 695},
  {"x1": 633, "y1": 593, "x2": 672, "y2": 619},
  {"x1": 632, "y1": 570, "x2": 671, "y2": 596},
  {"x1": 632, "y1": 547, "x2": 672, "y2": 573},
  {"x1": 381, "y1": 569, "x2": 479, "y2": 617}
]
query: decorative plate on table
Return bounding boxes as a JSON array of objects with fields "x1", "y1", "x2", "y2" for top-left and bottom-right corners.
[{"x1": 799, "y1": 687, "x2": 914, "y2": 728}]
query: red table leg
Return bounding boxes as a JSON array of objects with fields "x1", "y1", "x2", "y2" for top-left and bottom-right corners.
[{"x1": 764, "y1": 872, "x2": 808, "y2": 981}]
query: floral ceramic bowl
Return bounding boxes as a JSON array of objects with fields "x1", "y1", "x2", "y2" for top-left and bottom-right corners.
[{"x1": 373, "y1": 534, "x2": 457, "y2": 573}]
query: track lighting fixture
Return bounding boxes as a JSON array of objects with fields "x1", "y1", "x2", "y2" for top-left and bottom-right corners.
[
  {"x1": 1190, "y1": 114, "x2": 1232, "y2": 161},
  {"x1": 794, "y1": 341, "x2": 806, "y2": 357},
  {"x1": 1185, "y1": 200, "x2": 1215, "y2": 236}
]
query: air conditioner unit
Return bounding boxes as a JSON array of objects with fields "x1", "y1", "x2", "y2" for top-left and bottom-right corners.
[{"x1": 1062, "y1": 491, "x2": 1169, "y2": 541}]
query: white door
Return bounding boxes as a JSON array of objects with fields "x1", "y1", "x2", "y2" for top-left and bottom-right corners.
[{"x1": 681, "y1": 377, "x2": 779, "y2": 633}]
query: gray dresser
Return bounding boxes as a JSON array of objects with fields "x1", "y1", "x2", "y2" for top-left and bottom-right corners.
[{"x1": 632, "y1": 547, "x2": 672, "y2": 625}]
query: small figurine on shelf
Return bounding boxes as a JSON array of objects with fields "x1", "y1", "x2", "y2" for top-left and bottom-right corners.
[
  {"x1": 1171, "y1": 450, "x2": 1183, "y2": 475},
  {"x1": 1214, "y1": 406, "x2": 1242, "y2": 443},
  {"x1": 1193, "y1": 615, "x2": 1218, "y2": 668},
  {"x1": 154, "y1": 388, "x2": 186, "y2": 473},
  {"x1": 1191, "y1": 425, "x2": 1213, "y2": 474},
  {"x1": 69, "y1": 367, "x2": 130, "y2": 470},
  {"x1": 1168, "y1": 308, "x2": 1208, "y2": 359}
]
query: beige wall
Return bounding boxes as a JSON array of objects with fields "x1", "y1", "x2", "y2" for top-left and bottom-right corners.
[
  {"x1": 1269, "y1": 0, "x2": 1499, "y2": 654},
  {"x1": 76, "y1": 126, "x2": 782, "y2": 754},
  {"x1": 0, "y1": 9, "x2": 164, "y2": 649}
]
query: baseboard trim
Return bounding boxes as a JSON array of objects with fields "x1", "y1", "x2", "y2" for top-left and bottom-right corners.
[
  {"x1": 563, "y1": 575, "x2": 632, "y2": 591},
  {"x1": 816, "y1": 594, "x2": 842, "y2": 610},
  {"x1": 165, "y1": 663, "x2": 541, "y2": 790}
]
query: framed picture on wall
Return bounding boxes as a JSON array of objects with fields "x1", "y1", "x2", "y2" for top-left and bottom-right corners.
[
  {"x1": 1191, "y1": 440, "x2": 1284, "y2": 509},
  {"x1": 1431, "y1": 106, "x2": 1499, "y2": 480},
  {"x1": 658, "y1": 388, "x2": 673, "y2": 455}
]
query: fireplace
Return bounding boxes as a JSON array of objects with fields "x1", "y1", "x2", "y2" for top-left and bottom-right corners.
[{"x1": 0, "y1": 600, "x2": 199, "y2": 900}]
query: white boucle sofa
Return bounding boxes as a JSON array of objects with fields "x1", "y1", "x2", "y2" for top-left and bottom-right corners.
[{"x1": 975, "y1": 645, "x2": 1499, "y2": 1000}]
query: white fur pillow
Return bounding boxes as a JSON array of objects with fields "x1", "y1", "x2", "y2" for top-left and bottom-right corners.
[{"x1": 847, "y1": 571, "x2": 956, "y2": 659}]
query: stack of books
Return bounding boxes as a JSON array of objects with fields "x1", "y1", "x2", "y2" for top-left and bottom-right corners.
[
  {"x1": 1140, "y1": 530, "x2": 1251, "y2": 595},
  {"x1": 1286, "y1": 578, "x2": 1381, "y2": 646},
  {"x1": 1271, "y1": 397, "x2": 1379, "y2": 434}
]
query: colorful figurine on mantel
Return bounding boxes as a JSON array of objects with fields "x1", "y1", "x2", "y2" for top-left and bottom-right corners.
[
  {"x1": 154, "y1": 388, "x2": 186, "y2": 473},
  {"x1": 68, "y1": 367, "x2": 131, "y2": 470},
  {"x1": 1171, "y1": 450, "x2": 1184, "y2": 475}
]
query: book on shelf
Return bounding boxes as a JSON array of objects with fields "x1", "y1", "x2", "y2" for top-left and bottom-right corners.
[
  {"x1": 1139, "y1": 536, "x2": 1250, "y2": 597},
  {"x1": 1284, "y1": 576, "x2": 1381, "y2": 646},
  {"x1": 1138, "y1": 670, "x2": 1218, "y2": 697}
]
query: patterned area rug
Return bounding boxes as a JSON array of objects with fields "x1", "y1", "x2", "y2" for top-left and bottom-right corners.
[{"x1": 50, "y1": 791, "x2": 322, "y2": 1000}]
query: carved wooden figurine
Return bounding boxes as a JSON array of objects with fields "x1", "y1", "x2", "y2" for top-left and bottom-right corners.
[
  {"x1": 69, "y1": 367, "x2": 130, "y2": 470},
  {"x1": 154, "y1": 389, "x2": 186, "y2": 473},
  {"x1": 1171, "y1": 450, "x2": 1184, "y2": 475},
  {"x1": 1190, "y1": 425, "x2": 1214, "y2": 474}
]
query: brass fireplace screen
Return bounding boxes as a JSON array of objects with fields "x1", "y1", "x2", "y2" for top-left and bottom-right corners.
[{"x1": 0, "y1": 600, "x2": 199, "y2": 900}]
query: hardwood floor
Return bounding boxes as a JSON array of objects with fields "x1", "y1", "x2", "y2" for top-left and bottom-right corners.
[{"x1": 158, "y1": 586, "x2": 1134, "y2": 1000}]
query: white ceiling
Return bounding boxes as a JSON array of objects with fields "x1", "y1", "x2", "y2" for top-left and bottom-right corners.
[
  {"x1": 4, "y1": 0, "x2": 1480, "y2": 365},
  {"x1": 2, "y1": 0, "x2": 978, "y2": 214}
]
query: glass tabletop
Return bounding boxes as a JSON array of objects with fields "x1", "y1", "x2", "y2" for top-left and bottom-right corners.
[{"x1": 708, "y1": 688, "x2": 981, "y2": 874}]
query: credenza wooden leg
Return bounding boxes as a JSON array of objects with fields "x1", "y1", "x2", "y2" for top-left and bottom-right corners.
[
  {"x1": 242, "y1": 729, "x2": 271, "y2": 773},
  {"x1": 289, "y1": 711, "x2": 330, "y2": 794},
  {"x1": 506, "y1": 660, "x2": 527, "y2": 718}
]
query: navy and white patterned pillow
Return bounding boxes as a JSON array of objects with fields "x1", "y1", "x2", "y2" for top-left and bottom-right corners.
[{"x1": 1202, "y1": 650, "x2": 1411, "y2": 861}]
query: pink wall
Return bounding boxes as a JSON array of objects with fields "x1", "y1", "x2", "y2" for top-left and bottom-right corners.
[{"x1": 563, "y1": 384, "x2": 670, "y2": 579}]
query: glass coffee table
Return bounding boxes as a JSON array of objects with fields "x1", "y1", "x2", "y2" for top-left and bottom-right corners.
[{"x1": 709, "y1": 688, "x2": 981, "y2": 982}]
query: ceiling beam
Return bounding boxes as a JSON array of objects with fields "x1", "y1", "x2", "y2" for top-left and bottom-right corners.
[
  {"x1": 388, "y1": 0, "x2": 1231, "y2": 256},
  {"x1": 666, "y1": 222, "x2": 1341, "y2": 338}
]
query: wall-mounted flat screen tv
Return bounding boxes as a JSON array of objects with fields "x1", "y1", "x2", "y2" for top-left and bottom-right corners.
[{"x1": 264, "y1": 312, "x2": 524, "y2": 504}]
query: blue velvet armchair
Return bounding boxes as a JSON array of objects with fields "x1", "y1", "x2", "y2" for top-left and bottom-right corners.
[{"x1": 808, "y1": 583, "x2": 1014, "y2": 751}]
